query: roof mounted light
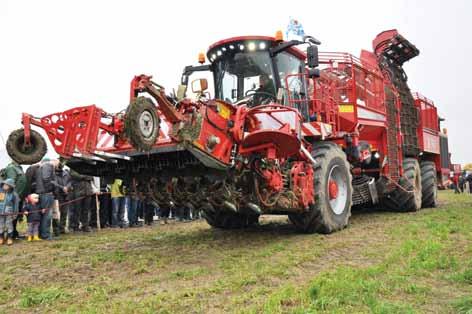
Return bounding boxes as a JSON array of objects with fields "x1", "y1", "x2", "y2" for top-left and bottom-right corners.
[
  {"x1": 198, "y1": 52, "x2": 205, "y2": 64},
  {"x1": 248, "y1": 42, "x2": 256, "y2": 51},
  {"x1": 259, "y1": 42, "x2": 266, "y2": 50},
  {"x1": 275, "y1": 30, "x2": 284, "y2": 42}
]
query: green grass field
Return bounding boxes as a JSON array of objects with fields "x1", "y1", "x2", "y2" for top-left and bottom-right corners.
[{"x1": 0, "y1": 190, "x2": 471, "y2": 313}]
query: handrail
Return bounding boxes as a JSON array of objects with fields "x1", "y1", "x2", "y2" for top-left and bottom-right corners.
[
  {"x1": 412, "y1": 92, "x2": 436, "y2": 107},
  {"x1": 319, "y1": 52, "x2": 382, "y2": 77}
]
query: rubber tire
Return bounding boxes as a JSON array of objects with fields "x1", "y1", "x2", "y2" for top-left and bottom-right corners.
[
  {"x1": 420, "y1": 161, "x2": 438, "y2": 208},
  {"x1": 203, "y1": 211, "x2": 259, "y2": 229},
  {"x1": 289, "y1": 143, "x2": 353, "y2": 234},
  {"x1": 124, "y1": 97, "x2": 160, "y2": 152},
  {"x1": 382, "y1": 158, "x2": 422, "y2": 212},
  {"x1": 6, "y1": 129, "x2": 47, "y2": 165}
]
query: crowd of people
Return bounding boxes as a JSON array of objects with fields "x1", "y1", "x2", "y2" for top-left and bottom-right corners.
[
  {"x1": 452, "y1": 171, "x2": 472, "y2": 194},
  {"x1": 0, "y1": 158, "x2": 201, "y2": 246}
]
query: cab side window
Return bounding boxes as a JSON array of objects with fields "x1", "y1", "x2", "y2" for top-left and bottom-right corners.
[{"x1": 275, "y1": 52, "x2": 309, "y2": 118}]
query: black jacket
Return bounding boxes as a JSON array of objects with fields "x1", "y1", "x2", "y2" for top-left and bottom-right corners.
[
  {"x1": 53, "y1": 168, "x2": 72, "y2": 201},
  {"x1": 70, "y1": 169, "x2": 93, "y2": 197},
  {"x1": 25, "y1": 164, "x2": 40, "y2": 195},
  {"x1": 23, "y1": 203, "x2": 42, "y2": 223},
  {"x1": 35, "y1": 163, "x2": 56, "y2": 194}
]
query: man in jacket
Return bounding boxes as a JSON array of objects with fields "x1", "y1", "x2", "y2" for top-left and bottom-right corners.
[
  {"x1": 127, "y1": 178, "x2": 141, "y2": 227},
  {"x1": 467, "y1": 173, "x2": 472, "y2": 194},
  {"x1": 35, "y1": 158, "x2": 58, "y2": 240},
  {"x1": 25, "y1": 163, "x2": 40, "y2": 195},
  {"x1": 98, "y1": 179, "x2": 111, "y2": 228},
  {"x1": 52, "y1": 162, "x2": 71, "y2": 235},
  {"x1": 69, "y1": 169, "x2": 93, "y2": 232},
  {"x1": 111, "y1": 179, "x2": 126, "y2": 228}
]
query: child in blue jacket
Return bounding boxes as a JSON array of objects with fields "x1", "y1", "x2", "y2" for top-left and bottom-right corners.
[{"x1": 0, "y1": 179, "x2": 19, "y2": 245}]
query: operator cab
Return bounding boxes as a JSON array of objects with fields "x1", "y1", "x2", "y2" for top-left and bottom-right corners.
[
  {"x1": 181, "y1": 34, "x2": 321, "y2": 121},
  {"x1": 207, "y1": 36, "x2": 309, "y2": 113}
]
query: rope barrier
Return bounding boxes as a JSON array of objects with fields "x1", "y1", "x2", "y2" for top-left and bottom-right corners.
[{"x1": 0, "y1": 192, "x2": 111, "y2": 217}]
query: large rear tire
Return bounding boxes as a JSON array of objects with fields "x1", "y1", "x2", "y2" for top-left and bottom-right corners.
[
  {"x1": 382, "y1": 158, "x2": 422, "y2": 212},
  {"x1": 203, "y1": 210, "x2": 259, "y2": 229},
  {"x1": 289, "y1": 143, "x2": 353, "y2": 234},
  {"x1": 421, "y1": 161, "x2": 438, "y2": 208},
  {"x1": 124, "y1": 97, "x2": 160, "y2": 152},
  {"x1": 6, "y1": 129, "x2": 47, "y2": 165}
]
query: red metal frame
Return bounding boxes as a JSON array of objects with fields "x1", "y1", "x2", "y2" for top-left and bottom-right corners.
[{"x1": 22, "y1": 106, "x2": 121, "y2": 158}]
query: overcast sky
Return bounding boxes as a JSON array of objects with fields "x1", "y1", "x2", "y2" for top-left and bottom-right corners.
[{"x1": 0, "y1": 0, "x2": 471, "y2": 164}]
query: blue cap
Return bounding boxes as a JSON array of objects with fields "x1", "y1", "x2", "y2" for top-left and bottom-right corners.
[{"x1": 2, "y1": 178, "x2": 16, "y2": 189}]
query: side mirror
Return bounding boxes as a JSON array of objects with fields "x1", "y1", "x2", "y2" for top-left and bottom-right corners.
[
  {"x1": 191, "y1": 78, "x2": 208, "y2": 94},
  {"x1": 307, "y1": 45, "x2": 319, "y2": 68}
]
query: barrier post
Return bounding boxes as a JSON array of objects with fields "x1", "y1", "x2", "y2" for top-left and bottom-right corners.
[{"x1": 95, "y1": 193, "x2": 101, "y2": 231}]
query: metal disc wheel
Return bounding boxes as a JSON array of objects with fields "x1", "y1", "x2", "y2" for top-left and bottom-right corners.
[
  {"x1": 124, "y1": 97, "x2": 160, "y2": 152},
  {"x1": 328, "y1": 165, "x2": 349, "y2": 215},
  {"x1": 138, "y1": 110, "x2": 155, "y2": 140}
]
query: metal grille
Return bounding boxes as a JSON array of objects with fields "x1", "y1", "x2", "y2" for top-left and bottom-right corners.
[{"x1": 385, "y1": 86, "x2": 401, "y2": 183}]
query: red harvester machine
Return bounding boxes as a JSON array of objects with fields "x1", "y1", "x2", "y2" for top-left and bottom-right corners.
[{"x1": 7, "y1": 29, "x2": 446, "y2": 233}]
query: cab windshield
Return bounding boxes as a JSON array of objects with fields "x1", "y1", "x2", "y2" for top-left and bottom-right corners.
[{"x1": 214, "y1": 51, "x2": 276, "y2": 104}]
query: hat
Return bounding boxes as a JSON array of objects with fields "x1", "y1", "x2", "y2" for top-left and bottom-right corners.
[
  {"x1": 27, "y1": 193, "x2": 39, "y2": 203},
  {"x1": 2, "y1": 178, "x2": 16, "y2": 189}
]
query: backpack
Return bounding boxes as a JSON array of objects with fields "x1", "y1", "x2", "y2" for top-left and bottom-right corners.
[
  {"x1": 1, "y1": 164, "x2": 24, "y2": 181},
  {"x1": 0, "y1": 168, "x2": 7, "y2": 181}
]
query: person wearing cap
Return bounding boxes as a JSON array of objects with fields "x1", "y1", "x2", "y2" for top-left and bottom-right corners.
[{"x1": 0, "y1": 179, "x2": 19, "y2": 245}]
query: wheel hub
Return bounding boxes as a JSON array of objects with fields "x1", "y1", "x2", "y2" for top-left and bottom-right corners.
[
  {"x1": 328, "y1": 180, "x2": 338, "y2": 200},
  {"x1": 139, "y1": 110, "x2": 154, "y2": 138},
  {"x1": 327, "y1": 165, "x2": 348, "y2": 215}
]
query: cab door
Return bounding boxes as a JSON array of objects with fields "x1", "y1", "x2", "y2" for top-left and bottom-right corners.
[{"x1": 274, "y1": 52, "x2": 310, "y2": 121}]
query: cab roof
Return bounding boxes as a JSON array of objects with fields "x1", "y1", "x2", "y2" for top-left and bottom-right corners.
[{"x1": 207, "y1": 35, "x2": 306, "y2": 61}]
